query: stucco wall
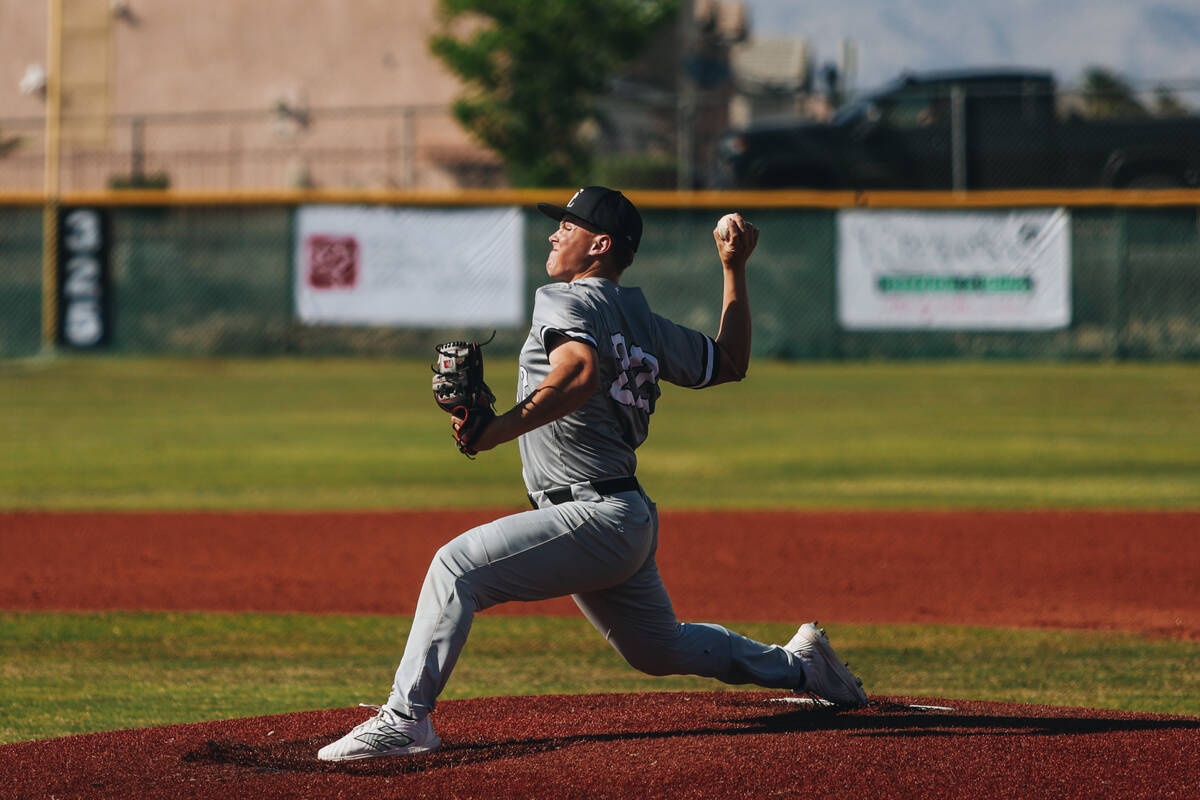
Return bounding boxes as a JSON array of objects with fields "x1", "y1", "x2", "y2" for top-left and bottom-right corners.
[{"x1": 0, "y1": 0, "x2": 497, "y2": 189}]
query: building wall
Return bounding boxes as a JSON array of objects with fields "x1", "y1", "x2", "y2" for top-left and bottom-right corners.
[{"x1": 0, "y1": 0, "x2": 499, "y2": 190}]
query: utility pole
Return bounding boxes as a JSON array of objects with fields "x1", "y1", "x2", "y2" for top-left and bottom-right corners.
[
  {"x1": 676, "y1": 0, "x2": 697, "y2": 190},
  {"x1": 42, "y1": 0, "x2": 64, "y2": 353}
]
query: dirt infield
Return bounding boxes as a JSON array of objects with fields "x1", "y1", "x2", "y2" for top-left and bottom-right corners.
[
  {"x1": 3, "y1": 691, "x2": 1198, "y2": 799},
  {"x1": 3, "y1": 510, "x2": 1198, "y2": 636},
  {"x1": 2, "y1": 509, "x2": 1199, "y2": 798}
]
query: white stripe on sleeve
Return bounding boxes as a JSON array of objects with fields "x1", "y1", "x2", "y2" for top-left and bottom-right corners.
[
  {"x1": 542, "y1": 326, "x2": 597, "y2": 347},
  {"x1": 692, "y1": 336, "x2": 715, "y2": 388}
]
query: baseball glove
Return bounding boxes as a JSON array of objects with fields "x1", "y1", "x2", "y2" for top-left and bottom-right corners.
[{"x1": 432, "y1": 336, "x2": 497, "y2": 457}]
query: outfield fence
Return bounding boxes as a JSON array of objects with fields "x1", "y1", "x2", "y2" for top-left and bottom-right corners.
[{"x1": 1, "y1": 189, "x2": 1198, "y2": 360}]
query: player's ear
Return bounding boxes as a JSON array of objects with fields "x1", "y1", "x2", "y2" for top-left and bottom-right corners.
[{"x1": 589, "y1": 233, "x2": 613, "y2": 256}]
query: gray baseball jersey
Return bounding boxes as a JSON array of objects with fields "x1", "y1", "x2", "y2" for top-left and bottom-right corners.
[{"x1": 517, "y1": 277, "x2": 718, "y2": 492}]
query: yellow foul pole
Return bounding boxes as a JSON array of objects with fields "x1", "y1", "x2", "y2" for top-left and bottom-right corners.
[{"x1": 42, "y1": 0, "x2": 63, "y2": 352}]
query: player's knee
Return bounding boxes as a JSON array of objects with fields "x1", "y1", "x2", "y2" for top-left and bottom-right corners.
[
  {"x1": 431, "y1": 538, "x2": 478, "y2": 580},
  {"x1": 616, "y1": 637, "x2": 690, "y2": 677},
  {"x1": 622, "y1": 652, "x2": 675, "y2": 677},
  {"x1": 428, "y1": 546, "x2": 457, "y2": 581},
  {"x1": 420, "y1": 546, "x2": 484, "y2": 613},
  {"x1": 421, "y1": 544, "x2": 473, "y2": 602}
]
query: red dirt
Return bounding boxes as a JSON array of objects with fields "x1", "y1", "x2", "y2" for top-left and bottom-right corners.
[
  {"x1": 2, "y1": 509, "x2": 1199, "y2": 799},
  {"x1": 3, "y1": 692, "x2": 1198, "y2": 800},
  {"x1": 2, "y1": 510, "x2": 1197, "y2": 637}
]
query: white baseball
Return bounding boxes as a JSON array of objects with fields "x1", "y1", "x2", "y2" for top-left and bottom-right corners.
[{"x1": 716, "y1": 215, "x2": 734, "y2": 241}]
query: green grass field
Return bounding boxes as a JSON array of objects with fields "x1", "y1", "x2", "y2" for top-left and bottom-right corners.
[
  {"x1": 2, "y1": 358, "x2": 1198, "y2": 509},
  {"x1": 1, "y1": 358, "x2": 1198, "y2": 743},
  {"x1": 2, "y1": 612, "x2": 1197, "y2": 744}
]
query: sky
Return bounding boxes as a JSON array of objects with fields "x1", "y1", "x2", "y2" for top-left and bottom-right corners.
[{"x1": 740, "y1": 0, "x2": 1200, "y2": 92}]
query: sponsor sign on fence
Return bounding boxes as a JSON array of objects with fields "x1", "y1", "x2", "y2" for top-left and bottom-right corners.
[
  {"x1": 294, "y1": 205, "x2": 524, "y2": 327},
  {"x1": 837, "y1": 209, "x2": 1071, "y2": 330}
]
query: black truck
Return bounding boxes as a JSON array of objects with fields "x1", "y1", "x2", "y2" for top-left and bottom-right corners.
[{"x1": 716, "y1": 69, "x2": 1200, "y2": 190}]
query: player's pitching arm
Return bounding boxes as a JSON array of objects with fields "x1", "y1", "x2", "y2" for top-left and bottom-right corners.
[
  {"x1": 453, "y1": 337, "x2": 598, "y2": 453},
  {"x1": 709, "y1": 213, "x2": 759, "y2": 386}
]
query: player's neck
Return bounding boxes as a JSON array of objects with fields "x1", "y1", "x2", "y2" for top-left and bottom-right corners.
[{"x1": 570, "y1": 261, "x2": 622, "y2": 284}]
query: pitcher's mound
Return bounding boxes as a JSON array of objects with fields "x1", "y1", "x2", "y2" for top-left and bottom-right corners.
[{"x1": 4, "y1": 691, "x2": 1197, "y2": 799}]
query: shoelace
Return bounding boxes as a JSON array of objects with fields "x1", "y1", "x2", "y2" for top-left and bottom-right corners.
[
  {"x1": 342, "y1": 703, "x2": 391, "y2": 734},
  {"x1": 356, "y1": 703, "x2": 418, "y2": 725}
]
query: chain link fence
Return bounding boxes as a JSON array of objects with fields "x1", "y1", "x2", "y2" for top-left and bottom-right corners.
[
  {"x1": 2, "y1": 200, "x2": 1197, "y2": 361},
  {"x1": 2, "y1": 81, "x2": 1198, "y2": 193},
  {"x1": 0, "y1": 205, "x2": 43, "y2": 357},
  {"x1": 0, "y1": 105, "x2": 505, "y2": 193}
]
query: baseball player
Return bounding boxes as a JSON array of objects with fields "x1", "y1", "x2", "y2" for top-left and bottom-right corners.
[{"x1": 318, "y1": 187, "x2": 867, "y2": 761}]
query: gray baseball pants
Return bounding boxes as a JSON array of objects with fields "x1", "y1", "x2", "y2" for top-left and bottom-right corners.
[{"x1": 387, "y1": 485, "x2": 804, "y2": 718}]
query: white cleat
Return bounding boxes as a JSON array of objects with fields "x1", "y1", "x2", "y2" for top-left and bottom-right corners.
[
  {"x1": 317, "y1": 704, "x2": 442, "y2": 762},
  {"x1": 785, "y1": 622, "x2": 868, "y2": 709}
]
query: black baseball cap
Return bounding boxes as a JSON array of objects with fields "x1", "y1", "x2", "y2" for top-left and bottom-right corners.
[{"x1": 537, "y1": 186, "x2": 642, "y2": 253}]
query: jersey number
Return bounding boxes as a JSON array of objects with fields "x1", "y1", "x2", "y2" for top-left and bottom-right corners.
[{"x1": 609, "y1": 333, "x2": 660, "y2": 413}]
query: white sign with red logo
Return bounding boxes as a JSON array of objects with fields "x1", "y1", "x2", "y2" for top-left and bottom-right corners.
[{"x1": 294, "y1": 205, "x2": 524, "y2": 326}]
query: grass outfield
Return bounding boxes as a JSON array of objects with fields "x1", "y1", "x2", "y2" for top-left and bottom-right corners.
[
  {"x1": 2, "y1": 358, "x2": 1197, "y2": 744},
  {"x1": 1, "y1": 357, "x2": 1198, "y2": 509},
  {"x1": 2, "y1": 611, "x2": 1197, "y2": 744}
]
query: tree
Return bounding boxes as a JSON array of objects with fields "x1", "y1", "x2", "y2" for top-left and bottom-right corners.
[
  {"x1": 430, "y1": 0, "x2": 677, "y2": 187},
  {"x1": 1080, "y1": 67, "x2": 1148, "y2": 119},
  {"x1": 1153, "y1": 85, "x2": 1189, "y2": 118}
]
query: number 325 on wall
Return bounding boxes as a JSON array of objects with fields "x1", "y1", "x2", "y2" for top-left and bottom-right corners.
[{"x1": 58, "y1": 208, "x2": 110, "y2": 349}]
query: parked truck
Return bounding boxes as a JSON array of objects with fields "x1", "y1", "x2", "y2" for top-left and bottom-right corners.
[{"x1": 716, "y1": 69, "x2": 1200, "y2": 190}]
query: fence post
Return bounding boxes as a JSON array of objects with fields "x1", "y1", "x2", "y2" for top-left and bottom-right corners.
[
  {"x1": 403, "y1": 107, "x2": 416, "y2": 188},
  {"x1": 950, "y1": 83, "x2": 967, "y2": 192},
  {"x1": 130, "y1": 116, "x2": 145, "y2": 182},
  {"x1": 1114, "y1": 208, "x2": 1131, "y2": 360},
  {"x1": 228, "y1": 125, "x2": 241, "y2": 188}
]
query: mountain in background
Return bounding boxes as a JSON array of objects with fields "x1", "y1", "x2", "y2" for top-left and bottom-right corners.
[{"x1": 742, "y1": 0, "x2": 1200, "y2": 91}]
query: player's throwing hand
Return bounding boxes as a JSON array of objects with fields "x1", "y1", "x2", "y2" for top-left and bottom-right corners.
[{"x1": 713, "y1": 213, "x2": 759, "y2": 266}]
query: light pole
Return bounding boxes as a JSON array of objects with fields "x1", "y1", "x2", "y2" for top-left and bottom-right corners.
[
  {"x1": 42, "y1": 0, "x2": 64, "y2": 353},
  {"x1": 676, "y1": 0, "x2": 696, "y2": 190}
]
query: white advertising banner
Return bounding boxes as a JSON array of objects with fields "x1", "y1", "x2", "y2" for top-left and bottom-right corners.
[
  {"x1": 294, "y1": 205, "x2": 524, "y2": 326},
  {"x1": 837, "y1": 209, "x2": 1071, "y2": 330}
]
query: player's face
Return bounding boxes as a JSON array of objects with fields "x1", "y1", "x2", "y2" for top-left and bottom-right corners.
[{"x1": 546, "y1": 219, "x2": 599, "y2": 281}]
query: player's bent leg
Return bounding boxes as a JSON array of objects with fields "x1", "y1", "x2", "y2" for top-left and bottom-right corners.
[
  {"x1": 574, "y1": 559, "x2": 805, "y2": 690},
  {"x1": 321, "y1": 501, "x2": 652, "y2": 759},
  {"x1": 383, "y1": 537, "x2": 482, "y2": 719},
  {"x1": 386, "y1": 498, "x2": 656, "y2": 718}
]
